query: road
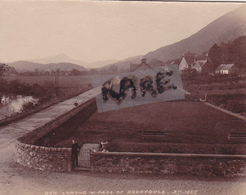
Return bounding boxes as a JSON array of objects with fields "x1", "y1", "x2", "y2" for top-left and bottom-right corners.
[{"x1": 0, "y1": 88, "x2": 246, "y2": 195}]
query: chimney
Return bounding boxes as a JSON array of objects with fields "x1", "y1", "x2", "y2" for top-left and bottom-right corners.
[
  {"x1": 205, "y1": 53, "x2": 208, "y2": 61},
  {"x1": 141, "y1": 59, "x2": 146, "y2": 64}
]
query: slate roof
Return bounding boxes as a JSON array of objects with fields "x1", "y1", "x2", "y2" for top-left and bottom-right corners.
[
  {"x1": 193, "y1": 60, "x2": 207, "y2": 69},
  {"x1": 215, "y1": 64, "x2": 235, "y2": 71},
  {"x1": 183, "y1": 55, "x2": 196, "y2": 66}
]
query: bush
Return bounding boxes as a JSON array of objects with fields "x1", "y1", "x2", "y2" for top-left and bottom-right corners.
[{"x1": 22, "y1": 102, "x2": 35, "y2": 111}]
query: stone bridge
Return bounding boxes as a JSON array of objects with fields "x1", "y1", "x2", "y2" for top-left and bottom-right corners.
[
  {"x1": 0, "y1": 87, "x2": 100, "y2": 172},
  {"x1": 1, "y1": 86, "x2": 246, "y2": 176}
]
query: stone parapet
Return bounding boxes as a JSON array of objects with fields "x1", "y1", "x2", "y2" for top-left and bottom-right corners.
[
  {"x1": 15, "y1": 96, "x2": 95, "y2": 172},
  {"x1": 91, "y1": 152, "x2": 246, "y2": 177},
  {"x1": 18, "y1": 98, "x2": 95, "y2": 144},
  {"x1": 15, "y1": 140, "x2": 72, "y2": 172}
]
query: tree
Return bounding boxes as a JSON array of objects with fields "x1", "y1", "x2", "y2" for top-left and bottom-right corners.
[
  {"x1": 90, "y1": 68, "x2": 98, "y2": 75},
  {"x1": 0, "y1": 63, "x2": 10, "y2": 77},
  {"x1": 71, "y1": 68, "x2": 81, "y2": 76},
  {"x1": 208, "y1": 44, "x2": 223, "y2": 70},
  {"x1": 107, "y1": 65, "x2": 118, "y2": 74}
]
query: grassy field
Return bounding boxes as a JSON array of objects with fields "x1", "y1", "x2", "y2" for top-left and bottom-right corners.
[
  {"x1": 4, "y1": 75, "x2": 95, "y2": 88},
  {"x1": 38, "y1": 100, "x2": 246, "y2": 154},
  {"x1": 29, "y1": 74, "x2": 246, "y2": 154},
  {"x1": 183, "y1": 75, "x2": 246, "y2": 115}
]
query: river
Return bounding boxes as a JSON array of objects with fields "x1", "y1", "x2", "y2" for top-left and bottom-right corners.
[{"x1": 0, "y1": 95, "x2": 38, "y2": 120}]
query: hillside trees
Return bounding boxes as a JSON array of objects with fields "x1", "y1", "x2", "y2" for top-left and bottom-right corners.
[
  {"x1": 0, "y1": 63, "x2": 10, "y2": 76},
  {"x1": 190, "y1": 36, "x2": 246, "y2": 74},
  {"x1": 0, "y1": 79, "x2": 53, "y2": 98},
  {"x1": 208, "y1": 44, "x2": 223, "y2": 69},
  {"x1": 221, "y1": 36, "x2": 246, "y2": 67}
]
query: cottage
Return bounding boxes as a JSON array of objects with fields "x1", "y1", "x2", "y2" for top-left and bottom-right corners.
[
  {"x1": 179, "y1": 54, "x2": 213, "y2": 73},
  {"x1": 179, "y1": 54, "x2": 196, "y2": 72},
  {"x1": 215, "y1": 64, "x2": 236, "y2": 74}
]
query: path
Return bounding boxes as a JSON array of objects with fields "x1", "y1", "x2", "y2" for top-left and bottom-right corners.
[
  {"x1": 204, "y1": 102, "x2": 246, "y2": 121},
  {"x1": 0, "y1": 88, "x2": 246, "y2": 195}
]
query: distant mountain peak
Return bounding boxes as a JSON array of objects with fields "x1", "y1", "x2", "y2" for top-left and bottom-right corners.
[
  {"x1": 9, "y1": 61, "x2": 86, "y2": 72},
  {"x1": 29, "y1": 54, "x2": 87, "y2": 66},
  {"x1": 52, "y1": 53, "x2": 70, "y2": 59}
]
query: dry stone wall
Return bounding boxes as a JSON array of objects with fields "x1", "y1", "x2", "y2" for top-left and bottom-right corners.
[
  {"x1": 91, "y1": 152, "x2": 246, "y2": 177},
  {"x1": 15, "y1": 98, "x2": 95, "y2": 172},
  {"x1": 15, "y1": 141, "x2": 71, "y2": 172}
]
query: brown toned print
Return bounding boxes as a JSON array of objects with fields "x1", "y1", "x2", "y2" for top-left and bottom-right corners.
[{"x1": 0, "y1": 1, "x2": 246, "y2": 195}]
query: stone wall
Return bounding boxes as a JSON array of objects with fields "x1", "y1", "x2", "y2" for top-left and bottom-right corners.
[
  {"x1": 91, "y1": 152, "x2": 246, "y2": 177},
  {"x1": 18, "y1": 98, "x2": 95, "y2": 144},
  {"x1": 15, "y1": 141, "x2": 71, "y2": 172},
  {"x1": 15, "y1": 98, "x2": 95, "y2": 172}
]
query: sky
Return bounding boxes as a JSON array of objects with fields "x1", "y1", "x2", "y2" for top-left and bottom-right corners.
[{"x1": 0, "y1": 1, "x2": 243, "y2": 67}]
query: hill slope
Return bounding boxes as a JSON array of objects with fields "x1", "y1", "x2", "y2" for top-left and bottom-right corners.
[
  {"x1": 9, "y1": 61, "x2": 86, "y2": 72},
  {"x1": 144, "y1": 6, "x2": 246, "y2": 62},
  {"x1": 30, "y1": 54, "x2": 87, "y2": 67}
]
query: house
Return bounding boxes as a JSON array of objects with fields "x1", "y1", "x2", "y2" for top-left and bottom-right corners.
[
  {"x1": 179, "y1": 54, "x2": 213, "y2": 73},
  {"x1": 192, "y1": 60, "x2": 207, "y2": 72},
  {"x1": 179, "y1": 54, "x2": 196, "y2": 72},
  {"x1": 215, "y1": 64, "x2": 236, "y2": 74},
  {"x1": 193, "y1": 56, "x2": 214, "y2": 73},
  {"x1": 130, "y1": 59, "x2": 153, "y2": 72}
]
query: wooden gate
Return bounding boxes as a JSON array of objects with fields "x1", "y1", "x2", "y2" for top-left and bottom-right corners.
[{"x1": 78, "y1": 143, "x2": 99, "y2": 170}]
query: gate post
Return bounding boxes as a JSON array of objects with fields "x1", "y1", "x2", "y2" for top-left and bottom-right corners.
[
  {"x1": 90, "y1": 152, "x2": 95, "y2": 173},
  {"x1": 67, "y1": 151, "x2": 72, "y2": 172}
]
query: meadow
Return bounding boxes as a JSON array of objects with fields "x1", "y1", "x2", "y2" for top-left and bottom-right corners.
[
  {"x1": 182, "y1": 74, "x2": 246, "y2": 115},
  {"x1": 36, "y1": 100, "x2": 246, "y2": 155},
  {"x1": 8, "y1": 74, "x2": 246, "y2": 155},
  {"x1": 4, "y1": 75, "x2": 95, "y2": 89},
  {"x1": 0, "y1": 75, "x2": 98, "y2": 124}
]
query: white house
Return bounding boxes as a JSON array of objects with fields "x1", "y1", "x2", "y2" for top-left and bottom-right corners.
[
  {"x1": 215, "y1": 64, "x2": 236, "y2": 74},
  {"x1": 179, "y1": 54, "x2": 213, "y2": 73}
]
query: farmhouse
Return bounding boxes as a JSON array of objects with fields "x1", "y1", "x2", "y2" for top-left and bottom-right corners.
[
  {"x1": 179, "y1": 54, "x2": 195, "y2": 72},
  {"x1": 179, "y1": 54, "x2": 213, "y2": 73},
  {"x1": 215, "y1": 64, "x2": 236, "y2": 74}
]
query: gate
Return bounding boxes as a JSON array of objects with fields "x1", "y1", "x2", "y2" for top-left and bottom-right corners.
[{"x1": 78, "y1": 143, "x2": 100, "y2": 170}]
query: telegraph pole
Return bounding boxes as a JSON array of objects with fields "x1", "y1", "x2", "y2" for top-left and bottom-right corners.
[{"x1": 54, "y1": 69, "x2": 60, "y2": 96}]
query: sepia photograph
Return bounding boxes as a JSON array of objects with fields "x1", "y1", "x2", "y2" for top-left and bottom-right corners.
[{"x1": 0, "y1": 1, "x2": 246, "y2": 195}]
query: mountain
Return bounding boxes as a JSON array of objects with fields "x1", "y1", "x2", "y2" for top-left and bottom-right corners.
[
  {"x1": 30, "y1": 54, "x2": 87, "y2": 67},
  {"x1": 9, "y1": 61, "x2": 86, "y2": 72},
  {"x1": 144, "y1": 6, "x2": 246, "y2": 62},
  {"x1": 87, "y1": 60, "x2": 118, "y2": 69},
  {"x1": 96, "y1": 55, "x2": 144, "y2": 71},
  {"x1": 30, "y1": 54, "x2": 118, "y2": 68},
  {"x1": 9, "y1": 61, "x2": 41, "y2": 72}
]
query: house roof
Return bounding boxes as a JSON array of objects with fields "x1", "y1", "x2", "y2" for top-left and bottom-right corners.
[
  {"x1": 193, "y1": 60, "x2": 207, "y2": 69},
  {"x1": 215, "y1": 64, "x2": 234, "y2": 71},
  {"x1": 130, "y1": 59, "x2": 153, "y2": 72},
  {"x1": 183, "y1": 55, "x2": 196, "y2": 66},
  {"x1": 148, "y1": 58, "x2": 165, "y2": 67}
]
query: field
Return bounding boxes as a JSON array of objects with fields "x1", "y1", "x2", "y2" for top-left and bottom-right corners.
[
  {"x1": 4, "y1": 75, "x2": 95, "y2": 89},
  {"x1": 0, "y1": 75, "x2": 99, "y2": 123},
  {"x1": 183, "y1": 75, "x2": 246, "y2": 115},
  {"x1": 14, "y1": 74, "x2": 246, "y2": 155},
  {"x1": 37, "y1": 100, "x2": 246, "y2": 155}
]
